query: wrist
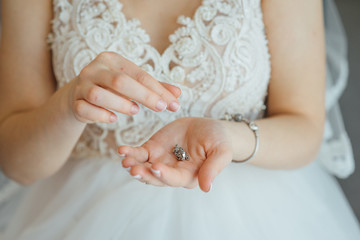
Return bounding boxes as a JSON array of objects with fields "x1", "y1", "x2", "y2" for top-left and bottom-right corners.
[
  {"x1": 219, "y1": 119, "x2": 256, "y2": 162},
  {"x1": 52, "y1": 78, "x2": 86, "y2": 128}
]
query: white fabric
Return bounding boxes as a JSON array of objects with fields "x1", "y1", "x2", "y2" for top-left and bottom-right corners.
[
  {"x1": 3, "y1": 157, "x2": 360, "y2": 240},
  {"x1": 1, "y1": 0, "x2": 360, "y2": 239},
  {"x1": 49, "y1": 0, "x2": 270, "y2": 160},
  {"x1": 319, "y1": 0, "x2": 355, "y2": 178}
]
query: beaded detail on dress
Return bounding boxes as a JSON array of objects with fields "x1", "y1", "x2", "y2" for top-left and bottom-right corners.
[{"x1": 49, "y1": 0, "x2": 271, "y2": 159}]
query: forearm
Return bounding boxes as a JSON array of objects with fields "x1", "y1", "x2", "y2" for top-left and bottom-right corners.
[
  {"x1": 0, "y1": 81, "x2": 86, "y2": 185},
  {"x1": 222, "y1": 113, "x2": 324, "y2": 169}
]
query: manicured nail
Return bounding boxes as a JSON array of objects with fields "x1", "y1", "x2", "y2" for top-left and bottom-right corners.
[
  {"x1": 131, "y1": 105, "x2": 139, "y2": 114},
  {"x1": 134, "y1": 175, "x2": 142, "y2": 180},
  {"x1": 110, "y1": 114, "x2": 117, "y2": 122},
  {"x1": 209, "y1": 183, "x2": 213, "y2": 192},
  {"x1": 125, "y1": 167, "x2": 131, "y2": 172},
  {"x1": 151, "y1": 168, "x2": 161, "y2": 178},
  {"x1": 119, "y1": 154, "x2": 126, "y2": 157},
  {"x1": 156, "y1": 100, "x2": 167, "y2": 111},
  {"x1": 169, "y1": 102, "x2": 180, "y2": 112}
]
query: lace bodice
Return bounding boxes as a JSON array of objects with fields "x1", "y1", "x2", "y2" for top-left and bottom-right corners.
[{"x1": 49, "y1": 0, "x2": 271, "y2": 159}]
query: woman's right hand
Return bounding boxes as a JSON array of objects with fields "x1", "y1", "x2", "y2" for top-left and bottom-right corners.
[{"x1": 69, "y1": 51, "x2": 181, "y2": 124}]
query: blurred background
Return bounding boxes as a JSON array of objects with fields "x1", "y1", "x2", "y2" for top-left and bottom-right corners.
[{"x1": 335, "y1": 0, "x2": 360, "y2": 221}]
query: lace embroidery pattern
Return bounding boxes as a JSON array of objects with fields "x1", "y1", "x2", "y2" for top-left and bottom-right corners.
[{"x1": 49, "y1": 0, "x2": 271, "y2": 159}]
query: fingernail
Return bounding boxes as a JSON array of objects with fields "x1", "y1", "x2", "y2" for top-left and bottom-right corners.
[
  {"x1": 156, "y1": 100, "x2": 167, "y2": 111},
  {"x1": 119, "y1": 154, "x2": 126, "y2": 157},
  {"x1": 151, "y1": 168, "x2": 161, "y2": 178},
  {"x1": 125, "y1": 167, "x2": 131, "y2": 172},
  {"x1": 110, "y1": 114, "x2": 117, "y2": 122},
  {"x1": 130, "y1": 105, "x2": 139, "y2": 114},
  {"x1": 209, "y1": 183, "x2": 213, "y2": 192},
  {"x1": 169, "y1": 102, "x2": 180, "y2": 112},
  {"x1": 134, "y1": 175, "x2": 142, "y2": 180}
]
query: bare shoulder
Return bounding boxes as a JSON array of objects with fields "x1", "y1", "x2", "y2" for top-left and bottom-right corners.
[
  {"x1": 261, "y1": 0, "x2": 325, "y2": 125},
  {"x1": 0, "y1": 0, "x2": 55, "y2": 120}
]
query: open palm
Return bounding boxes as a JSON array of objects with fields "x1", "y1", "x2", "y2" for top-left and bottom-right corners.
[{"x1": 118, "y1": 117, "x2": 233, "y2": 192}]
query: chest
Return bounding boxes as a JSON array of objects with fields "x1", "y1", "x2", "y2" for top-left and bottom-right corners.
[
  {"x1": 51, "y1": 0, "x2": 271, "y2": 120},
  {"x1": 119, "y1": 0, "x2": 202, "y2": 54},
  {"x1": 50, "y1": 0, "x2": 271, "y2": 154}
]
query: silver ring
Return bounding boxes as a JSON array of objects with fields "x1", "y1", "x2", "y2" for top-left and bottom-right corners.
[{"x1": 173, "y1": 144, "x2": 189, "y2": 161}]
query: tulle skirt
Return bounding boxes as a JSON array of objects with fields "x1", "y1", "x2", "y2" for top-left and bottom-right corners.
[{"x1": 2, "y1": 156, "x2": 360, "y2": 240}]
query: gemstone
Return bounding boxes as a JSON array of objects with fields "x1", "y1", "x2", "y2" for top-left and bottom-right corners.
[
  {"x1": 233, "y1": 113, "x2": 243, "y2": 122},
  {"x1": 249, "y1": 122, "x2": 258, "y2": 131}
]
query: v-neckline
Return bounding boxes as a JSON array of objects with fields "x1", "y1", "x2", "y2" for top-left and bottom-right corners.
[{"x1": 116, "y1": 0, "x2": 205, "y2": 56}]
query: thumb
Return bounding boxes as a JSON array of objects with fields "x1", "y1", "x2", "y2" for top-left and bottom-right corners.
[{"x1": 198, "y1": 146, "x2": 232, "y2": 193}]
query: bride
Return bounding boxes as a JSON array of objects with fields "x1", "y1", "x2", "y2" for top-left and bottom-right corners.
[{"x1": 0, "y1": 0, "x2": 359, "y2": 239}]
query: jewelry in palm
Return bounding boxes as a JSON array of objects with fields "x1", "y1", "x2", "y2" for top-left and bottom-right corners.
[{"x1": 173, "y1": 144, "x2": 189, "y2": 161}]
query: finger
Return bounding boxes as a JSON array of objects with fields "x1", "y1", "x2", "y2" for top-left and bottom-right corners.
[
  {"x1": 73, "y1": 99, "x2": 117, "y2": 123},
  {"x1": 160, "y1": 82, "x2": 182, "y2": 98},
  {"x1": 122, "y1": 156, "x2": 149, "y2": 169},
  {"x1": 118, "y1": 146, "x2": 149, "y2": 162},
  {"x1": 197, "y1": 147, "x2": 233, "y2": 192},
  {"x1": 95, "y1": 52, "x2": 181, "y2": 111},
  {"x1": 133, "y1": 72, "x2": 181, "y2": 112},
  {"x1": 129, "y1": 164, "x2": 166, "y2": 187},
  {"x1": 150, "y1": 162, "x2": 196, "y2": 188},
  {"x1": 121, "y1": 157, "x2": 138, "y2": 169},
  {"x1": 83, "y1": 84, "x2": 140, "y2": 116},
  {"x1": 94, "y1": 69, "x2": 170, "y2": 112}
]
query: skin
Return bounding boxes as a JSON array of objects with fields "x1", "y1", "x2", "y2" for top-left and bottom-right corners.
[
  {"x1": 0, "y1": 0, "x2": 182, "y2": 184},
  {"x1": 0, "y1": 0, "x2": 325, "y2": 192},
  {"x1": 119, "y1": 0, "x2": 326, "y2": 192}
]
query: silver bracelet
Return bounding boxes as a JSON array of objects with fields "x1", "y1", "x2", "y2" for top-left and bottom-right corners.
[{"x1": 222, "y1": 113, "x2": 259, "y2": 163}]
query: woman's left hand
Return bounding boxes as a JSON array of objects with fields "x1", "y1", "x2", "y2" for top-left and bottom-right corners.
[{"x1": 118, "y1": 117, "x2": 233, "y2": 192}]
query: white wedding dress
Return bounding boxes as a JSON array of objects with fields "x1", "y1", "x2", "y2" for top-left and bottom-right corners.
[{"x1": 2, "y1": 0, "x2": 360, "y2": 239}]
